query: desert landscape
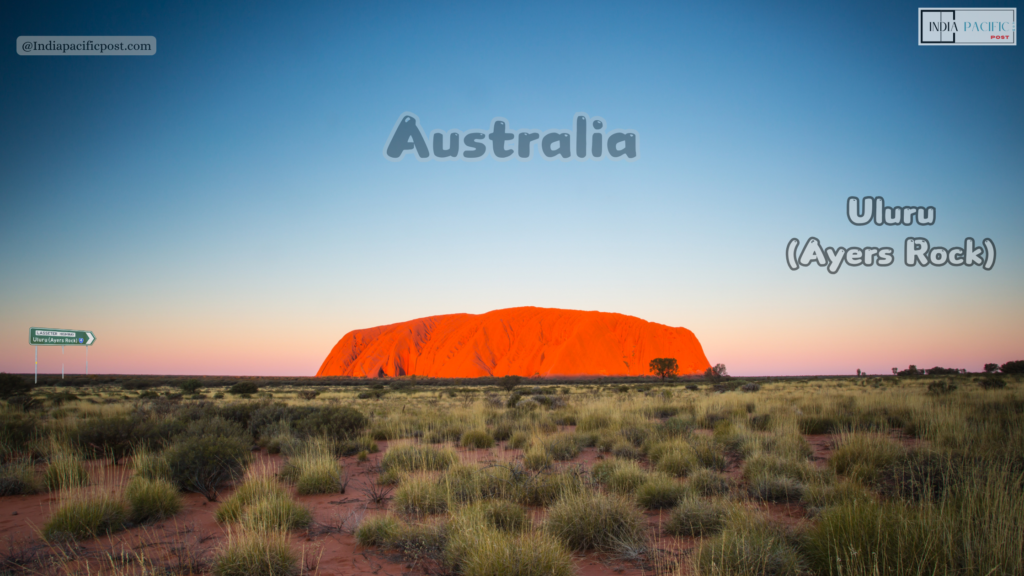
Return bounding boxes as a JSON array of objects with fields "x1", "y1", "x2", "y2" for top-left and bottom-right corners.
[{"x1": 1, "y1": 366, "x2": 1022, "y2": 576}]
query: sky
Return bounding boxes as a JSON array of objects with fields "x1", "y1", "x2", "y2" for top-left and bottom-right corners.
[{"x1": 1, "y1": 0, "x2": 1021, "y2": 377}]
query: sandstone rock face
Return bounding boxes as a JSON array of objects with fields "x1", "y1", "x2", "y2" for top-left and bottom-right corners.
[{"x1": 316, "y1": 307, "x2": 710, "y2": 378}]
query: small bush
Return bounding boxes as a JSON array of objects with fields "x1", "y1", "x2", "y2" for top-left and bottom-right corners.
[
  {"x1": 741, "y1": 382, "x2": 761, "y2": 392},
  {"x1": 125, "y1": 476, "x2": 182, "y2": 523},
  {"x1": 666, "y1": 497, "x2": 731, "y2": 537},
  {"x1": 228, "y1": 381, "x2": 260, "y2": 395},
  {"x1": 165, "y1": 418, "x2": 252, "y2": 500},
  {"x1": 636, "y1": 475, "x2": 689, "y2": 509},
  {"x1": 180, "y1": 379, "x2": 202, "y2": 394},
  {"x1": 979, "y1": 375, "x2": 1007, "y2": 390},
  {"x1": 523, "y1": 445, "x2": 552, "y2": 470},
  {"x1": 544, "y1": 433, "x2": 580, "y2": 460},
  {"x1": 295, "y1": 406, "x2": 367, "y2": 440},
  {"x1": 42, "y1": 494, "x2": 129, "y2": 540},
  {"x1": 213, "y1": 530, "x2": 296, "y2": 576},
  {"x1": 0, "y1": 373, "x2": 32, "y2": 399},
  {"x1": 460, "y1": 429, "x2": 495, "y2": 450},
  {"x1": 592, "y1": 458, "x2": 648, "y2": 494},
  {"x1": 546, "y1": 490, "x2": 646, "y2": 552}
]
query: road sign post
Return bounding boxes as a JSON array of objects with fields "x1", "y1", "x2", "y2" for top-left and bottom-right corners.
[{"x1": 29, "y1": 328, "x2": 96, "y2": 381}]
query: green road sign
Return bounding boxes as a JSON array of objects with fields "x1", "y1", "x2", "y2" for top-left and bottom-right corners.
[{"x1": 29, "y1": 327, "x2": 96, "y2": 346}]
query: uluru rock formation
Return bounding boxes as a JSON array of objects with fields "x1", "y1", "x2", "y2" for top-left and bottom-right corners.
[{"x1": 316, "y1": 307, "x2": 710, "y2": 378}]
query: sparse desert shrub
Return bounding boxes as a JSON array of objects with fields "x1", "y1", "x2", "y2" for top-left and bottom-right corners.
[
  {"x1": 0, "y1": 373, "x2": 32, "y2": 398},
  {"x1": 42, "y1": 493, "x2": 130, "y2": 540},
  {"x1": 694, "y1": 523, "x2": 804, "y2": 576},
  {"x1": 798, "y1": 414, "x2": 851, "y2": 435},
  {"x1": 665, "y1": 496, "x2": 732, "y2": 537},
  {"x1": 295, "y1": 406, "x2": 367, "y2": 440},
  {"x1": 748, "y1": 474, "x2": 805, "y2": 503},
  {"x1": 380, "y1": 444, "x2": 458, "y2": 474},
  {"x1": 749, "y1": 413, "x2": 772, "y2": 431},
  {"x1": 180, "y1": 378, "x2": 202, "y2": 394},
  {"x1": 424, "y1": 424, "x2": 465, "y2": 444},
  {"x1": 165, "y1": 417, "x2": 251, "y2": 500},
  {"x1": 688, "y1": 468, "x2": 734, "y2": 496},
  {"x1": 125, "y1": 476, "x2": 182, "y2": 523},
  {"x1": 213, "y1": 530, "x2": 296, "y2": 576},
  {"x1": 461, "y1": 429, "x2": 495, "y2": 449},
  {"x1": 741, "y1": 382, "x2": 761, "y2": 392},
  {"x1": 928, "y1": 380, "x2": 958, "y2": 395},
  {"x1": 979, "y1": 375, "x2": 1007, "y2": 390},
  {"x1": 228, "y1": 381, "x2": 259, "y2": 395},
  {"x1": 636, "y1": 475, "x2": 689, "y2": 509},
  {"x1": 546, "y1": 490, "x2": 646, "y2": 552}
]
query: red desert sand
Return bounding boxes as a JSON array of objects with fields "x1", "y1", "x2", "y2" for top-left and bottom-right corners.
[{"x1": 316, "y1": 306, "x2": 711, "y2": 379}]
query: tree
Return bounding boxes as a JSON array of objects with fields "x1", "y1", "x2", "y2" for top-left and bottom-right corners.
[
  {"x1": 499, "y1": 375, "x2": 522, "y2": 393},
  {"x1": 703, "y1": 363, "x2": 727, "y2": 383},
  {"x1": 180, "y1": 378, "x2": 202, "y2": 394},
  {"x1": 1000, "y1": 360, "x2": 1024, "y2": 374},
  {"x1": 984, "y1": 363, "x2": 999, "y2": 373},
  {"x1": 649, "y1": 358, "x2": 679, "y2": 381}
]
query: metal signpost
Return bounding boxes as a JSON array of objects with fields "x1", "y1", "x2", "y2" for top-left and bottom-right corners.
[{"x1": 29, "y1": 327, "x2": 96, "y2": 383}]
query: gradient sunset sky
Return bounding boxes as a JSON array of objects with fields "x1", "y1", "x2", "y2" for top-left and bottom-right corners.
[{"x1": 1, "y1": 0, "x2": 1021, "y2": 377}]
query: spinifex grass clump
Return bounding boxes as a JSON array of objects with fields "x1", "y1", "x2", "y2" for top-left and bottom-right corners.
[
  {"x1": 278, "y1": 437, "x2": 343, "y2": 495},
  {"x1": 0, "y1": 458, "x2": 41, "y2": 495},
  {"x1": 694, "y1": 522, "x2": 804, "y2": 576},
  {"x1": 216, "y1": 468, "x2": 311, "y2": 531},
  {"x1": 43, "y1": 445, "x2": 89, "y2": 491},
  {"x1": 460, "y1": 429, "x2": 495, "y2": 449},
  {"x1": 380, "y1": 444, "x2": 458, "y2": 475},
  {"x1": 636, "y1": 474, "x2": 689, "y2": 509},
  {"x1": 828, "y1": 432, "x2": 905, "y2": 484},
  {"x1": 665, "y1": 496, "x2": 735, "y2": 537},
  {"x1": 213, "y1": 529, "x2": 296, "y2": 576},
  {"x1": 545, "y1": 490, "x2": 646, "y2": 552},
  {"x1": 591, "y1": 458, "x2": 649, "y2": 495},
  {"x1": 522, "y1": 468, "x2": 589, "y2": 506},
  {"x1": 393, "y1": 474, "x2": 451, "y2": 516},
  {"x1": 42, "y1": 490, "x2": 130, "y2": 541},
  {"x1": 446, "y1": 506, "x2": 574, "y2": 576},
  {"x1": 131, "y1": 446, "x2": 172, "y2": 482},
  {"x1": 125, "y1": 476, "x2": 182, "y2": 523},
  {"x1": 688, "y1": 467, "x2": 735, "y2": 496}
]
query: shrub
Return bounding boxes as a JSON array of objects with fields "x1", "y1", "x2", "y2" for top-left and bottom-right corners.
[
  {"x1": 424, "y1": 424, "x2": 465, "y2": 444},
  {"x1": 980, "y1": 375, "x2": 1007, "y2": 390},
  {"x1": 928, "y1": 380, "x2": 958, "y2": 395},
  {"x1": 295, "y1": 406, "x2": 367, "y2": 440},
  {"x1": 665, "y1": 497, "x2": 732, "y2": 537},
  {"x1": 213, "y1": 530, "x2": 296, "y2": 576},
  {"x1": 125, "y1": 476, "x2": 182, "y2": 523},
  {"x1": 380, "y1": 444, "x2": 458, "y2": 474},
  {"x1": 636, "y1": 475, "x2": 689, "y2": 509},
  {"x1": 180, "y1": 379, "x2": 202, "y2": 394},
  {"x1": 228, "y1": 382, "x2": 259, "y2": 395},
  {"x1": 460, "y1": 429, "x2": 495, "y2": 449},
  {"x1": 42, "y1": 494, "x2": 129, "y2": 540},
  {"x1": 71, "y1": 414, "x2": 139, "y2": 462},
  {"x1": 0, "y1": 373, "x2": 32, "y2": 399},
  {"x1": 748, "y1": 475, "x2": 805, "y2": 503},
  {"x1": 165, "y1": 418, "x2": 252, "y2": 500},
  {"x1": 546, "y1": 490, "x2": 646, "y2": 552},
  {"x1": 1000, "y1": 360, "x2": 1024, "y2": 374},
  {"x1": 741, "y1": 382, "x2": 761, "y2": 392}
]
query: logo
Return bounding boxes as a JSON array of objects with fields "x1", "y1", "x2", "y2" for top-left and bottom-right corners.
[{"x1": 919, "y1": 8, "x2": 1016, "y2": 45}]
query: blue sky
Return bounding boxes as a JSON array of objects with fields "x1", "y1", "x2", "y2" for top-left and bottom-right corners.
[{"x1": 1, "y1": 0, "x2": 1021, "y2": 376}]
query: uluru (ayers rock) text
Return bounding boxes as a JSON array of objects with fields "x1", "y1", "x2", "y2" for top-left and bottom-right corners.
[{"x1": 316, "y1": 307, "x2": 710, "y2": 378}]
